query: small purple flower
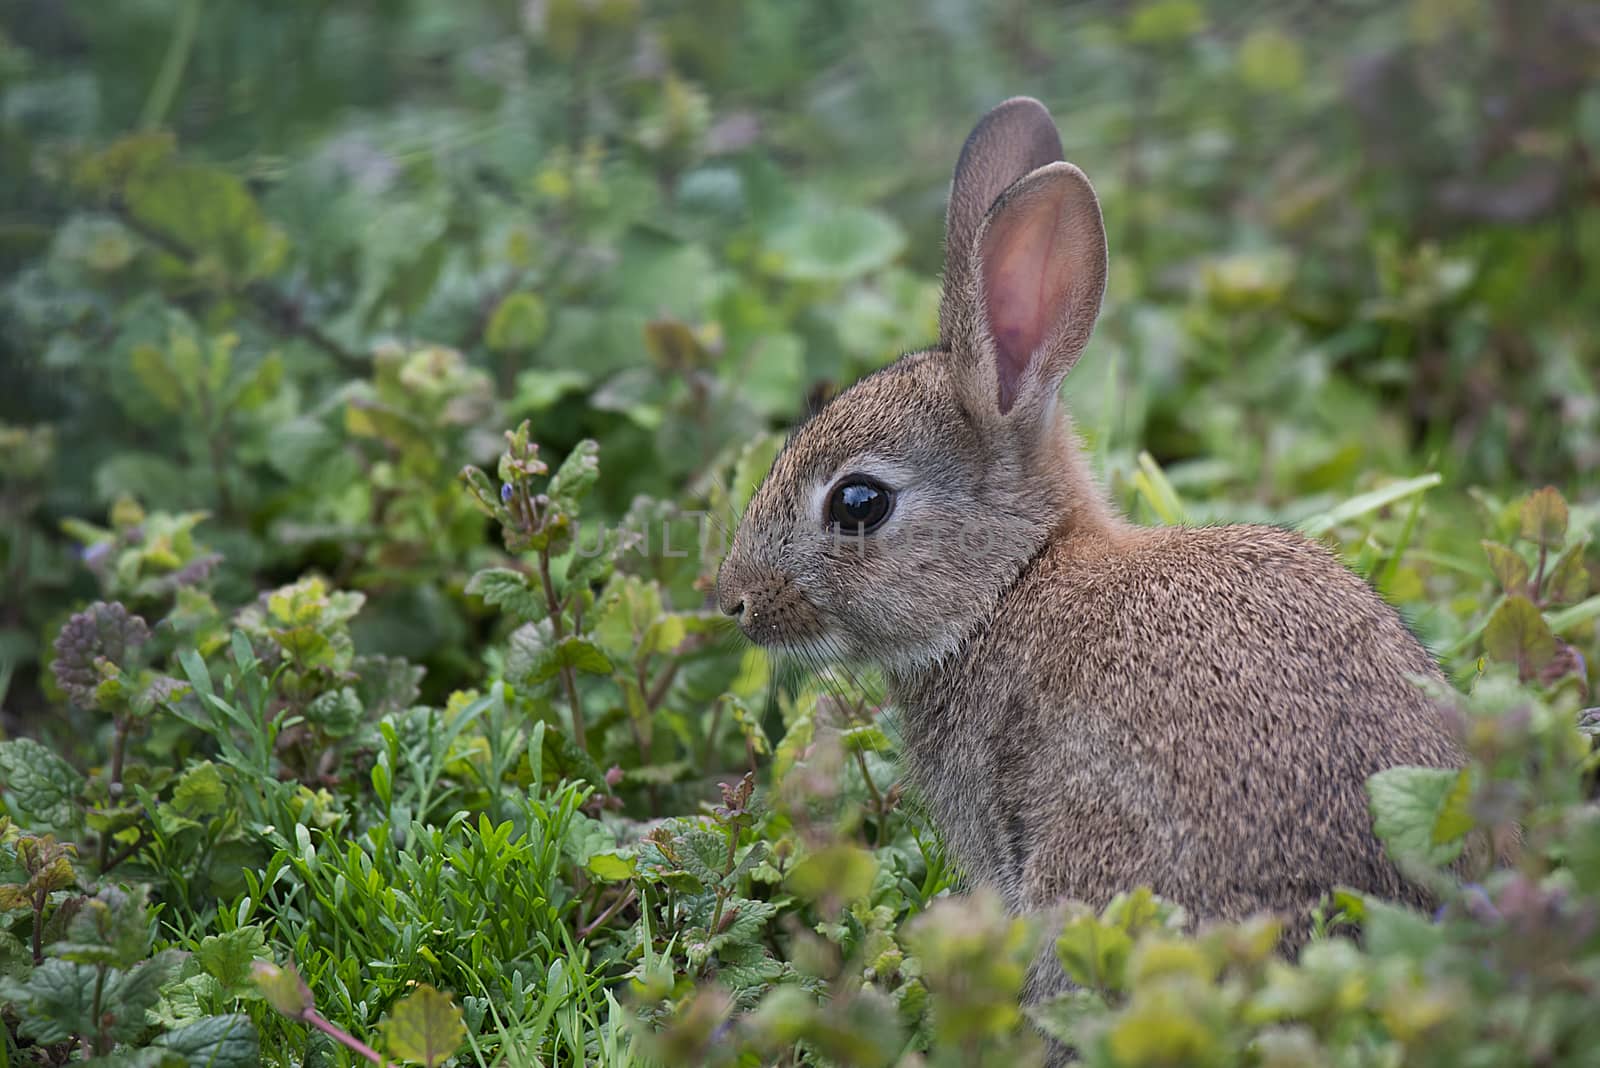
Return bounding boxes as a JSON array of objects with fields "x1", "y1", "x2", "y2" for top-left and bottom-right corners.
[{"x1": 501, "y1": 482, "x2": 514, "y2": 504}]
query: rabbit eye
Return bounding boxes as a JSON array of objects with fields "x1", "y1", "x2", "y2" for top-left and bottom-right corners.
[{"x1": 827, "y1": 478, "x2": 893, "y2": 534}]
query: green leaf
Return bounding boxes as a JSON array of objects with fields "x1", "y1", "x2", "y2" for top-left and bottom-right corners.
[
  {"x1": 585, "y1": 850, "x2": 638, "y2": 882},
  {"x1": 786, "y1": 843, "x2": 876, "y2": 904},
  {"x1": 549, "y1": 439, "x2": 601, "y2": 507},
  {"x1": 1481, "y1": 541, "x2": 1529, "y2": 594},
  {"x1": 735, "y1": 333, "x2": 805, "y2": 419},
  {"x1": 555, "y1": 635, "x2": 614, "y2": 676},
  {"x1": 131, "y1": 343, "x2": 183, "y2": 411},
  {"x1": 152, "y1": 1013, "x2": 260, "y2": 1068},
  {"x1": 1238, "y1": 27, "x2": 1303, "y2": 91},
  {"x1": 1366, "y1": 766, "x2": 1471, "y2": 868},
  {"x1": 173, "y1": 761, "x2": 227, "y2": 818},
  {"x1": 305, "y1": 686, "x2": 365, "y2": 737},
  {"x1": 1027, "y1": 988, "x2": 1108, "y2": 1046},
  {"x1": 124, "y1": 159, "x2": 285, "y2": 282},
  {"x1": 0, "y1": 738, "x2": 84, "y2": 835},
  {"x1": 380, "y1": 984, "x2": 467, "y2": 1067},
  {"x1": 101, "y1": 950, "x2": 185, "y2": 1042},
  {"x1": 485, "y1": 291, "x2": 549, "y2": 353},
  {"x1": 1128, "y1": 0, "x2": 1205, "y2": 43},
  {"x1": 53, "y1": 885, "x2": 155, "y2": 968},
  {"x1": 465, "y1": 568, "x2": 546, "y2": 624},
  {"x1": 1545, "y1": 541, "x2": 1591, "y2": 605},
  {"x1": 195, "y1": 926, "x2": 267, "y2": 993},
  {"x1": 1297, "y1": 473, "x2": 1441, "y2": 538},
  {"x1": 764, "y1": 202, "x2": 906, "y2": 282},
  {"x1": 0, "y1": 959, "x2": 100, "y2": 1044},
  {"x1": 1055, "y1": 913, "x2": 1134, "y2": 992},
  {"x1": 1482, "y1": 595, "x2": 1556, "y2": 678},
  {"x1": 511, "y1": 368, "x2": 590, "y2": 415}
]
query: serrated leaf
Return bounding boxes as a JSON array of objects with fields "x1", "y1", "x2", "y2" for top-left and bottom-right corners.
[
  {"x1": 1481, "y1": 541, "x2": 1529, "y2": 594},
  {"x1": 152, "y1": 1013, "x2": 260, "y2": 1068},
  {"x1": 1055, "y1": 913, "x2": 1133, "y2": 991},
  {"x1": 195, "y1": 926, "x2": 266, "y2": 992},
  {"x1": 539, "y1": 722, "x2": 608, "y2": 791},
  {"x1": 555, "y1": 635, "x2": 613, "y2": 676},
  {"x1": 839, "y1": 723, "x2": 891, "y2": 753},
  {"x1": 549, "y1": 439, "x2": 600, "y2": 507},
  {"x1": 0, "y1": 739, "x2": 83, "y2": 836},
  {"x1": 1366, "y1": 766, "x2": 1469, "y2": 868},
  {"x1": 99, "y1": 949, "x2": 185, "y2": 1042},
  {"x1": 467, "y1": 567, "x2": 546, "y2": 623},
  {"x1": 306, "y1": 686, "x2": 364, "y2": 737},
  {"x1": 54, "y1": 885, "x2": 155, "y2": 968},
  {"x1": 1520, "y1": 487, "x2": 1568, "y2": 549},
  {"x1": 0, "y1": 959, "x2": 100, "y2": 1044},
  {"x1": 1482, "y1": 595, "x2": 1556, "y2": 679},
  {"x1": 1028, "y1": 988, "x2": 1108, "y2": 1046},
  {"x1": 172, "y1": 761, "x2": 227, "y2": 818},
  {"x1": 381, "y1": 984, "x2": 466, "y2": 1067}
]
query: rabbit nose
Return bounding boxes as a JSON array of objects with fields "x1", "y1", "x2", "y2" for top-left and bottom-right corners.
[{"x1": 715, "y1": 580, "x2": 747, "y2": 619}]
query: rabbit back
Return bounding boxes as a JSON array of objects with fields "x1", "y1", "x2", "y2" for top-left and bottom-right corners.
[{"x1": 894, "y1": 520, "x2": 1460, "y2": 926}]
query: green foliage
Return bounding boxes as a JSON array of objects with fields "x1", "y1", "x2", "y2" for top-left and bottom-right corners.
[{"x1": 0, "y1": 0, "x2": 1597, "y2": 1065}]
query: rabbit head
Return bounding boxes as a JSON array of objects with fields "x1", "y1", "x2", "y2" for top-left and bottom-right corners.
[{"x1": 716, "y1": 98, "x2": 1116, "y2": 676}]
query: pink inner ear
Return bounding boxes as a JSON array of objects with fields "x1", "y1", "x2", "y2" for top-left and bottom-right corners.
[{"x1": 981, "y1": 187, "x2": 1075, "y2": 414}]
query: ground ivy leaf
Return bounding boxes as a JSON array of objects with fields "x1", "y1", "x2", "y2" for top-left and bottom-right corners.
[
  {"x1": 153, "y1": 1012, "x2": 260, "y2": 1068},
  {"x1": 0, "y1": 959, "x2": 100, "y2": 1044},
  {"x1": 102, "y1": 948, "x2": 186, "y2": 1042},
  {"x1": 554, "y1": 635, "x2": 613, "y2": 676},
  {"x1": 0, "y1": 737, "x2": 85, "y2": 836},
  {"x1": 464, "y1": 567, "x2": 546, "y2": 624},
  {"x1": 380, "y1": 983, "x2": 466, "y2": 1067},
  {"x1": 1366, "y1": 766, "x2": 1468, "y2": 867}
]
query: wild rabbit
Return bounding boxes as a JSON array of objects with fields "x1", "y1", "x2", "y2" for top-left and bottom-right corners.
[{"x1": 716, "y1": 97, "x2": 1464, "y2": 995}]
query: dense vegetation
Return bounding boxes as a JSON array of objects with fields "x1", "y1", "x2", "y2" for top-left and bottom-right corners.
[{"x1": 1, "y1": 1, "x2": 1597, "y2": 1064}]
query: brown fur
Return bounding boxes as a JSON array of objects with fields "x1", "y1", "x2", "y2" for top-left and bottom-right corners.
[{"x1": 716, "y1": 98, "x2": 1464, "y2": 1042}]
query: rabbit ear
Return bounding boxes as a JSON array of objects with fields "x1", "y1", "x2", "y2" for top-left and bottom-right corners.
[
  {"x1": 940, "y1": 98, "x2": 1064, "y2": 348},
  {"x1": 961, "y1": 162, "x2": 1107, "y2": 417}
]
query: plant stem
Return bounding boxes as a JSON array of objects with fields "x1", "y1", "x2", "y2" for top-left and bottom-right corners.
[
  {"x1": 100, "y1": 830, "x2": 149, "y2": 877},
  {"x1": 305, "y1": 1010, "x2": 386, "y2": 1066},
  {"x1": 90, "y1": 963, "x2": 109, "y2": 1054},
  {"x1": 578, "y1": 887, "x2": 637, "y2": 940},
  {"x1": 708, "y1": 816, "x2": 741, "y2": 936},
  {"x1": 537, "y1": 547, "x2": 587, "y2": 750},
  {"x1": 97, "y1": 715, "x2": 132, "y2": 870},
  {"x1": 852, "y1": 744, "x2": 888, "y2": 848},
  {"x1": 31, "y1": 890, "x2": 45, "y2": 965}
]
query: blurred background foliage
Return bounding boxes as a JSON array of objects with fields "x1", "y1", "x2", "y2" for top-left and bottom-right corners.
[{"x1": 0, "y1": 0, "x2": 1596, "y2": 1065}]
